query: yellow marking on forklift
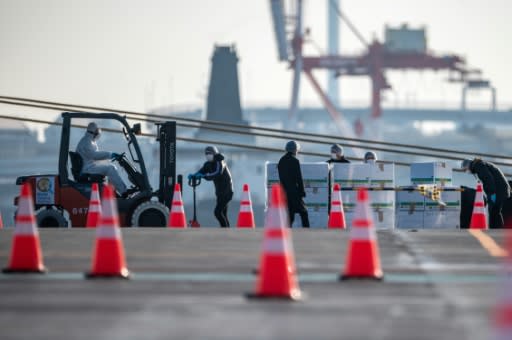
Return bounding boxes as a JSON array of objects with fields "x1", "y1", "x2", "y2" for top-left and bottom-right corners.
[{"x1": 469, "y1": 230, "x2": 508, "y2": 257}]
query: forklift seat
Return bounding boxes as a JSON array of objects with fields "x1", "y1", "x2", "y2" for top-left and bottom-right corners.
[{"x1": 68, "y1": 151, "x2": 105, "y2": 183}]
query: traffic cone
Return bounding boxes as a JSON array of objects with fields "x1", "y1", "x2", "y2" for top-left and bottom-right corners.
[
  {"x1": 86, "y1": 183, "x2": 101, "y2": 228},
  {"x1": 3, "y1": 182, "x2": 47, "y2": 273},
  {"x1": 85, "y1": 184, "x2": 130, "y2": 279},
  {"x1": 168, "y1": 183, "x2": 187, "y2": 228},
  {"x1": 237, "y1": 184, "x2": 256, "y2": 228},
  {"x1": 247, "y1": 184, "x2": 301, "y2": 300},
  {"x1": 328, "y1": 183, "x2": 346, "y2": 229},
  {"x1": 470, "y1": 182, "x2": 488, "y2": 229},
  {"x1": 492, "y1": 228, "x2": 512, "y2": 337},
  {"x1": 340, "y1": 187, "x2": 383, "y2": 280}
]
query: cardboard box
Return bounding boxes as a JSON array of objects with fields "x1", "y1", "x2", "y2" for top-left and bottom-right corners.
[
  {"x1": 395, "y1": 188, "x2": 425, "y2": 229},
  {"x1": 345, "y1": 208, "x2": 395, "y2": 229},
  {"x1": 425, "y1": 189, "x2": 461, "y2": 211},
  {"x1": 340, "y1": 190, "x2": 394, "y2": 212},
  {"x1": 332, "y1": 163, "x2": 395, "y2": 188},
  {"x1": 291, "y1": 208, "x2": 328, "y2": 228},
  {"x1": 396, "y1": 189, "x2": 425, "y2": 211},
  {"x1": 396, "y1": 209, "x2": 424, "y2": 229},
  {"x1": 369, "y1": 163, "x2": 395, "y2": 188},
  {"x1": 410, "y1": 162, "x2": 452, "y2": 186},
  {"x1": 265, "y1": 162, "x2": 329, "y2": 187},
  {"x1": 265, "y1": 162, "x2": 280, "y2": 185},
  {"x1": 265, "y1": 187, "x2": 329, "y2": 209},
  {"x1": 395, "y1": 187, "x2": 460, "y2": 229},
  {"x1": 332, "y1": 164, "x2": 370, "y2": 188},
  {"x1": 423, "y1": 210, "x2": 460, "y2": 229},
  {"x1": 304, "y1": 187, "x2": 329, "y2": 205}
]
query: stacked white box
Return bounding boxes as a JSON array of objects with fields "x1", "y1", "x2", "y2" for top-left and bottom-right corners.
[
  {"x1": 395, "y1": 187, "x2": 460, "y2": 229},
  {"x1": 396, "y1": 189, "x2": 424, "y2": 229},
  {"x1": 369, "y1": 164, "x2": 395, "y2": 188},
  {"x1": 423, "y1": 189, "x2": 460, "y2": 229},
  {"x1": 341, "y1": 190, "x2": 395, "y2": 229},
  {"x1": 410, "y1": 162, "x2": 452, "y2": 187},
  {"x1": 332, "y1": 164, "x2": 370, "y2": 188},
  {"x1": 332, "y1": 163, "x2": 395, "y2": 188},
  {"x1": 266, "y1": 162, "x2": 330, "y2": 228}
]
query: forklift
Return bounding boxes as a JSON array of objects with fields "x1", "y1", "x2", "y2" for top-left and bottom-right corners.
[{"x1": 15, "y1": 112, "x2": 179, "y2": 227}]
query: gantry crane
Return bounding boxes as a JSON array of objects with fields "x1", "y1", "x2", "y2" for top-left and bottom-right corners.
[{"x1": 269, "y1": 0, "x2": 493, "y2": 136}]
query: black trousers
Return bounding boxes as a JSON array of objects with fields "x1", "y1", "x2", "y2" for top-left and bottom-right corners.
[
  {"x1": 489, "y1": 201, "x2": 505, "y2": 228},
  {"x1": 287, "y1": 199, "x2": 310, "y2": 228},
  {"x1": 215, "y1": 193, "x2": 233, "y2": 227}
]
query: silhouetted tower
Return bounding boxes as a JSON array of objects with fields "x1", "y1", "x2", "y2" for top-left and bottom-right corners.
[{"x1": 205, "y1": 45, "x2": 246, "y2": 125}]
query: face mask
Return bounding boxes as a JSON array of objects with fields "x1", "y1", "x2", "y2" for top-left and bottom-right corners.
[
  {"x1": 331, "y1": 153, "x2": 338, "y2": 159},
  {"x1": 206, "y1": 154, "x2": 214, "y2": 161},
  {"x1": 366, "y1": 159, "x2": 376, "y2": 164}
]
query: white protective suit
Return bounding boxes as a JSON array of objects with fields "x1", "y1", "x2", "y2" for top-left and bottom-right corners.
[{"x1": 76, "y1": 132, "x2": 127, "y2": 194}]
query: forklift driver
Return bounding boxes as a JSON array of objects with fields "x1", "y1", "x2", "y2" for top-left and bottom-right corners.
[{"x1": 76, "y1": 122, "x2": 128, "y2": 197}]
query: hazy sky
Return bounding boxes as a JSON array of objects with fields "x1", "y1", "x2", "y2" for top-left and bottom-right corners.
[{"x1": 0, "y1": 0, "x2": 510, "y2": 114}]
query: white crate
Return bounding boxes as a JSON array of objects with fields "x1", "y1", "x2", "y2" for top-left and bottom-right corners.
[
  {"x1": 340, "y1": 190, "x2": 394, "y2": 212},
  {"x1": 396, "y1": 190, "x2": 425, "y2": 211},
  {"x1": 265, "y1": 162, "x2": 280, "y2": 185},
  {"x1": 332, "y1": 163, "x2": 394, "y2": 188},
  {"x1": 410, "y1": 162, "x2": 452, "y2": 186},
  {"x1": 304, "y1": 187, "x2": 329, "y2": 205},
  {"x1": 332, "y1": 164, "x2": 370, "y2": 188},
  {"x1": 345, "y1": 208, "x2": 395, "y2": 229},
  {"x1": 265, "y1": 162, "x2": 329, "y2": 187},
  {"x1": 423, "y1": 210, "x2": 460, "y2": 229},
  {"x1": 396, "y1": 210, "x2": 424, "y2": 229},
  {"x1": 291, "y1": 208, "x2": 328, "y2": 228},
  {"x1": 369, "y1": 163, "x2": 395, "y2": 188},
  {"x1": 425, "y1": 189, "x2": 461, "y2": 211}
]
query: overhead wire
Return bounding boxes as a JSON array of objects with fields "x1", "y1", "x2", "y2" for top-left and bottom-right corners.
[
  {"x1": 1, "y1": 95, "x2": 512, "y2": 162},
  {"x1": 0, "y1": 113, "x2": 511, "y2": 178}
]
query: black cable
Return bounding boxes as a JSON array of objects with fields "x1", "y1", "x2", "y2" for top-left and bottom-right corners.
[
  {"x1": 2, "y1": 114, "x2": 511, "y2": 178},
  {"x1": 1, "y1": 95, "x2": 511, "y2": 162}
]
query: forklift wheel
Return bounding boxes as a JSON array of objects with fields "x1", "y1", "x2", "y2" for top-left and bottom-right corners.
[
  {"x1": 130, "y1": 201, "x2": 169, "y2": 227},
  {"x1": 36, "y1": 208, "x2": 69, "y2": 228}
]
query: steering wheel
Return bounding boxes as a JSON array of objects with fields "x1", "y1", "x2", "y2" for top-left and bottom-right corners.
[{"x1": 112, "y1": 152, "x2": 126, "y2": 162}]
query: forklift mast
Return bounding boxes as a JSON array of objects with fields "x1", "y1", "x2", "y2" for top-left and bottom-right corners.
[{"x1": 156, "y1": 121, "x2": 177, "y2": 207}]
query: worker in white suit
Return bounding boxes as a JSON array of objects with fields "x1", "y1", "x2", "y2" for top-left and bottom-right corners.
[{"x1": 76, "y1": 122, "x2": 127, "y2": 196}]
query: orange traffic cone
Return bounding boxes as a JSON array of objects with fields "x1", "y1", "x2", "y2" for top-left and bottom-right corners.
[
  {"x1": 328, "y1": 183, "x2": 346, "y2": 229},
  {"x1": 237, "y1": 184, "x2": 256, "y2": 228},
  {"x1": 248, "y1": 184, "x2": 301, "y2": 300},
  {"x1": 168, "y1": 183, "x2": 187, "y2": 228},
  {"x1": 3, "y1": 182, "x2": 47, "y2": 273},
  {"x1": 470, "y1": 182, "x2": 488, "y2": 230},
  {"x1": 86, "y1": 183, "x2": 101, "y2": 228},
  {"x1": 340, "y1": 187, "x2": 383, "y2": 280},
  {"x1": 492, "y1": 227, "x2": 512, "y2": 337},
  {"x1": 85, "y1": 184, "x2": 130, "y2": 279}
]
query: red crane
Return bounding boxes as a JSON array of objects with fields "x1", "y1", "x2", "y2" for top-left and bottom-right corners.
[{"x1": 270, "y1": 0, "x2": 487, "y2": 136}]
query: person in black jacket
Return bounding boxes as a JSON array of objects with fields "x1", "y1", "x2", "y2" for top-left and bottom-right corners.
[
  {"x1": 461, "y1": 158, "x2": 511, "y2": 228},
  {"x1": 326, "y1": 144, "x2": 350, "y2": 164},
  {"x1": 188, "y1": 146, "x2": 234, "y2": 227},
  {"x1": 278, "y1": 141, "x2": 310, "y2": 228}
]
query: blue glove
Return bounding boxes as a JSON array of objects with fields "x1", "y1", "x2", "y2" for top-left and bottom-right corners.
[
  {"x1": 187, "y1": 173, "x2": 194, "y2": 181},
  {"x1": 111, "y1": 152, "x2": 120, "y2": 160},
  {"x1": 194, "y1": 172, "x2": 204, "y2": 179},
  {"x1": 490, "y1": 193, "x2": 496, "y2": 204}
]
